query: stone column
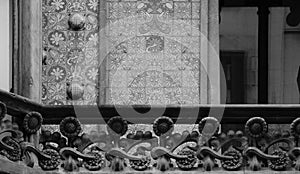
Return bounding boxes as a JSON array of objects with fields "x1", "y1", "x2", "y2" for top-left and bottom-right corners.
[
  {"x1": 201, "y1": 0, "x2": 221, "y2": 104},
  {"x1": 13, "y1": 0, "x2": 42, "y2": 148},
  {"x1": 269, "y1": 8, "x2": 285, "y2": 104},
  {"x1": 15, "y1": 0, "x2": 42, "y2": 101}
]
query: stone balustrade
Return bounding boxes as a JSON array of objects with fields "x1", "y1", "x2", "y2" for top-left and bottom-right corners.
[{"x1": 0, "y1": 89, "x2": 300, "y2": 173}]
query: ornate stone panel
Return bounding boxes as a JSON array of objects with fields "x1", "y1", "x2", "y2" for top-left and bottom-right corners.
[
  {"x1": 42, "y1": 0, "x2": 220, "y2": 105},
  {"x1": 103, "y1": 0, "x2": 204, "y2": 105},
  {"x1": 42, "y1": 0, "x2": 99, "y2": 105}
]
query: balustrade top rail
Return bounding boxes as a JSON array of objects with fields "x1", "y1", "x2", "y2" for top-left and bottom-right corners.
[{"x1": 1, "y1": 89, "x2": 299, "y2": 124}]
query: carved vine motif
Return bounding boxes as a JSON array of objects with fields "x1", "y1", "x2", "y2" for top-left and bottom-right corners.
[
  {"x1": 243, "y1": 117, "x2": 286, "y2": 171},
  {"x1": 0, "y1": 129, "x2": 54, "y2": 169},
  {"x1": 0, "y1": 109, "x2": 46, "y2": 163},
  {"x1": 122, "y1": 132, "x2": 157, "y2": 171},
  {"x1": 193, "y1": 117, "x2": 236, "y2": 171},
  {"x1": 83, "y1": 150, "x2": 105, "y2": 171},
  {"x1": 151, "y1": 116, "x2": 188, "y2": 171},
  {"x1": 22, "y1": 142, "x2": 52, "y2": 168},
  {"x1": 0, "y1": 133, "x2": 21, "y2": 161},
  {"x1": 175, "y1": 148, "x2": 197, "y2": 170},
  {"x1": 38, "y1": 117, "x2": 105, "y2": 172},
  {"x1": 38, "y1": 148, "x2": 60, "y2": 170},
  {"x1": 221, "y1": 147, "x2": 243, "y2": 170},
  {"x1": 104, "y1": 116, "x2": 151, "y2": 171},
  {"x1": 1, "y1": 110, "x2": 300, "y2": 172}
]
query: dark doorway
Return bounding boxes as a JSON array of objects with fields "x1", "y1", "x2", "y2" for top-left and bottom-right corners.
[{"x1": 220, "y1": 51, "x2": 245, "y2": 104}]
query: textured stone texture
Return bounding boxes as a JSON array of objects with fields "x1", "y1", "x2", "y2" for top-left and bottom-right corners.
[
  {"x1": 42, "y1": 0, "x2": 99, "y2": 105},
  {"x1": 42, "y1": 0, "x2": 220, "y2": 106}
]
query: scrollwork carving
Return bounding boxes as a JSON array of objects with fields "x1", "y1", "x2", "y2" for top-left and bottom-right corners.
[
  {"x1": 221, "y1": 147, "x2": 243, "y2": 171},
  {"x1": 175, "y1": 148, "x2": 197, "y2": 170},
  {"x1": 0, "y1": 130, "x2": 22, "y2": 161},
  {"x1": 38, "y1": 148, "x2": 60, "y2": 170},
  {"x1": 83, "y1": 150, "x2": 105, "y2": 171}
]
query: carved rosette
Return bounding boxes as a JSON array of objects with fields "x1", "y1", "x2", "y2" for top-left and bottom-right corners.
[
  {"x1": 83, "y1": 151, "x2": 105, "y2": 171},
  {"x1": 23, "y1": 112, "x2": 43, "y2": 134},
  {"x1": 198, "y1": 117, "x2": 220, "y2": 137},
  {"x1": 0, "y1": 101, "x2": 7, "y2": 120},
  {"x1": 153, "y1": 116, "x2": 174, "y2": 136},
  {"x1": 60, "y1": 117, "x2": 82, "y2": 138},
  {"x1": 221, "y1": 147, "x2": 243, "y2": 171},
  {"x1": 107, "y1": 116, "x2": 128, "y2": 136},
  {"x1": 175, "y1": 148, "x2": 197, "y2": 170},
  {"x1": 38, "y1": 148, "x2": 60, "y2": 170},
  {"x1": 291, "y1": 118, "x2": 300, "y2": 138},
  {"x1": 268, "y1": 150, "x2": 290, "y2": 171},
  {"x1": 129, "y1": 157, "x2": 151, "y2": 171},
  {"x1": 245, "y1": 117, "x2": 267, "y2": 138},
  {"x1": 1, "y1": 136, "x2": 21, "y2": 161}
]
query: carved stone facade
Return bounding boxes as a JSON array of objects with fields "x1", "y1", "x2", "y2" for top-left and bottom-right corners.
[
  {"x1": 42, "y1": 0, "x2": 220, "y2": 105},
  {"x1": 42, "y1": 0, "x2": 100, "y2": 105}
]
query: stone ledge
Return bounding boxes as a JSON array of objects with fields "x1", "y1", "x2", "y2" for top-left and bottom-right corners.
[{"x1": 1, "y1": 158, "x2": 299, "y2": 174}]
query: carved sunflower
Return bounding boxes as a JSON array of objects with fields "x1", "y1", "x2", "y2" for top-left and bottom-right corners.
[
  {"x1": 59, "y1": 117, "x2": 82, "y2": 138},
  {"x1": 291, "y1": 118, "x2": 300, "y2": 138},
  {"x1": 245, "y1": 117, "x2": 268, "y2": 138},
  {"x1": 198, "y1": 117, "x2": 220, "y2": 137},
  {"x1": 107, "y1": 116, "x2": 128, "y2": 136},
  {"x1": 153, "y1": 116, "x2": 174, "y2": 136},
  {"x1": 23, "y1": 112, "x2": 43, "y2": 134}
]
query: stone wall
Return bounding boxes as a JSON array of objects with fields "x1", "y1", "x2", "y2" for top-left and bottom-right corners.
[{"x1": 42, "y1": 0, "x2": 220, "y2": 105}]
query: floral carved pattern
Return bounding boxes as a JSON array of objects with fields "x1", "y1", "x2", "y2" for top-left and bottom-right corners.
[
  {"x1": 105, "y1": 0, "x2": 201, "y2": 105},
  {"x1": 108, "y1": 36, "x2": 200, "y2": 105},
  {"x1": 42, "y1": 0, "x2": 99, "y2": 105},
  {"x1": 42, "y1": 0, "x2": 201, "y2": 105}
]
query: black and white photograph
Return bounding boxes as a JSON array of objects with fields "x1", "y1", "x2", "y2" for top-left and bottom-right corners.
[{"x1": 1, "y1": 0, "x2": 300, "y2": 173}]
